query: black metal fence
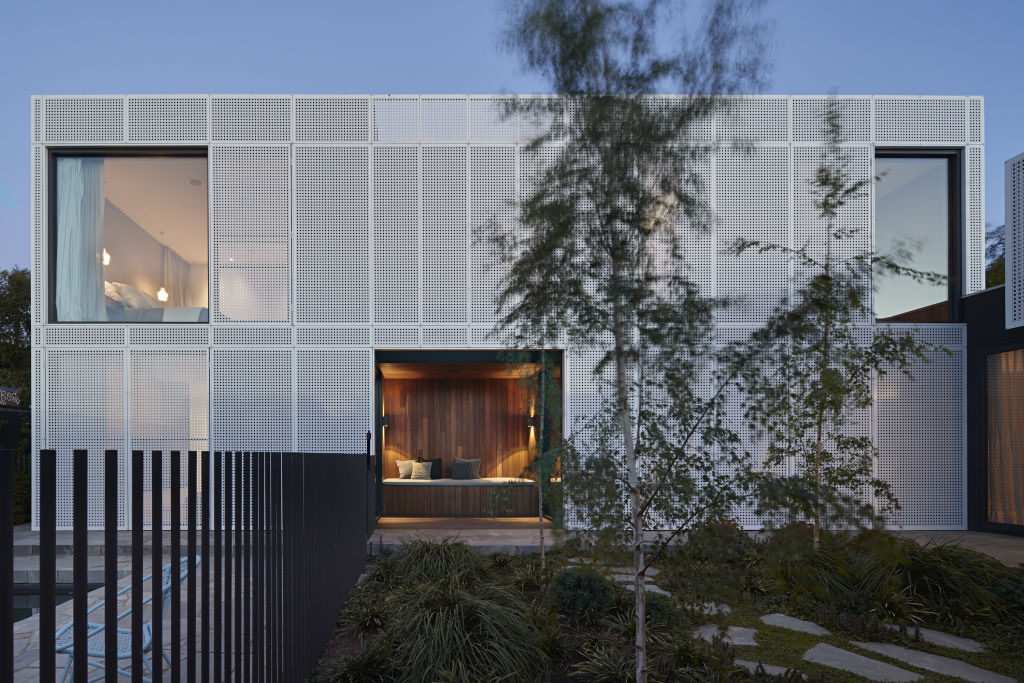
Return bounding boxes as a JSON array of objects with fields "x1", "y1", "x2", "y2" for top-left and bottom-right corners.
[{"x1": 2, "y1": 434, "x2": 375, "y2": 682}]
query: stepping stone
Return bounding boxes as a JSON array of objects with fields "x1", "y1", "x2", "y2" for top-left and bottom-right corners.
[
  {"x1": 761, "y1": 613, "x2": 830, "y2": 636},
  {"x1": 883, "y1": 623, "x2": 984, "y2": 653},
  {"x1": 694, "y1": 624, "x2": 757, "y2": 647},
  {"x1": 608, "y1": 572, "x2": 653, "y2": 583},
  {"x1": 735, "y1": 659, "x2": 795, "y2": 677},
  {"x1": 623, "y1": 583, "x2": 670, "y2": 596},
  {"x1": 852, "y1": 641, "x2": 1014, "y2": 683},
  {"x1": 802, "y1": 643, "x2": 920, "y2": 682},
  {"x1": 687, "y1": 601, "x2": 731, "y2": 615},
  {"x1": 608, "y1": 566, "x2": 660, "y2": 577}
]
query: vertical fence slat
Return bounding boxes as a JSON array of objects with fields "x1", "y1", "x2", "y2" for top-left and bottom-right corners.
[
  {"x1": 132, "y1": 450, "x2": 144, "y2": 683},
  {"x1": 254, "y1": 453, "x2": 263, "y2": 683},
  {"x1": 0, "y1": 450, "x2": 12, "y2": 681},
  {"x1": 271, "y1": 453, "x2": 280, "y2": 682},
  {"x1": 40, "y1": 449, "x2": 56, "y2": 682},
  {"x1": 104, "y1": 450, "x2": 118, "y2": 683},
  {"x1": 187, "y1": 451, "x2": 198, "y2": 683},
  {"x1": 72, "y1": 448, "x2": 87, "y2": 683},
  {"x1": 234, "y1": 450, "x2": 242, "y2": 683},
  {"x1": 201, "y1": 451, "x2": 210, "y2": 683},
  {"x1": 224, "y1": 452, "x2": 232, "y2": 681},
  {"x1": 213, "y1": 452, "x2": 221, "y2": 683},
  {"x1": 171, "y1": 450, "x2": 181, "y2": 683},
  {"x1": 242, "y1": 452, "x2": 250, "y2": 683},
  {"x1": 152, "y1": 451, "x2": 163, "y2": 683}
]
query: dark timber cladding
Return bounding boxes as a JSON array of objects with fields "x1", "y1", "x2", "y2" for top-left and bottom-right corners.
[{"x1": 964, "y1": 286, "x2": 1024, "y2": 535}]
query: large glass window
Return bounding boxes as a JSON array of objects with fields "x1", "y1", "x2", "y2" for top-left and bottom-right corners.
[
  {"x1": 873, "y1": 155, "x2": 954, "y2": 322},
  {"x1": 52, "y1": 153, "x2": 208, "y2": 323},
  {"x1": 987, "y1": 350, "x2": 1024, "y2": 527}
]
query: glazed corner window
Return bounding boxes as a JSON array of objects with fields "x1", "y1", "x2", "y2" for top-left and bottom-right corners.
[
  {"x1": 873, "y1": 154, "x2": 957, "y2": 323},
  {"x1": 52, "y1": 153, "x2": 209, "y2": 323}
]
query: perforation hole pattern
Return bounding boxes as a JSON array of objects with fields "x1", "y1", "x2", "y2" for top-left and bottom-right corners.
[
  {"x1": 32, "y1": 146, "x2": 42, "y2": 324},
  {"x1": 792, "y1": 97, "x2": 870, "y2": 143},
  {"x1": 373, "y1": 146, "x2": 419, "y2": 323},
  {"x1": 43, "y1": 96, "x2": 124, "y2": 143},
  {"x1": 129, "y1": 327, "x2": 209, "y2": 346},
  {"x1": 32, "y1": 98, "x2": 41, "y2": 143},
  {"x1": 45, "y1": 349, "x2": 126, "y2": 528},
  {"x1": 422, "y1": 328, "x2": 468, "y2": 346},
  {"x1": 421, "y1": 98, "x2": 467, "y2": 141},
  {"x1": 211, "y1": 97, "x2": 291, "y2": 142},
  {"x1": 296, "y1": 146, "x2": 370, "y2": 323},
  {"x1": 211, "y1": 349, "x2": 292, "y2": 451},
  {"x1": 874, "y1": 97, "x2": 966, "y2": 144},
  {"x1": 127, "y1": 96, "x2": 208, "y2": 142},
  {"x1": 968, "y1": 98, "x2": 983, "y2": 144},
  {"x1": 296, "y1": 328, "x2": 371, "y2": 346},
  {"x1": 211, "y1": 327, "x2": 291, "y2": 346},
  {"x1": 297, "y1": 349, "x2": 372, "y2": 452},
  {"x1": 373, "y1": 98, "x2": 418, "y2": 142},
  {"x1": 422, "y1": 146, "x2": 467, "y2": 323},
  {"x1": 45, "y1": 327, "x2": 125, "y2": 346},
  {"x1": 968, "y1": 146, "x2": 985, "y2": 294},
  {"x1": 295, "y1": 97, "x2": 369, "y2": 143},
  {"x1": 470, "y1": 147, "x2": 516, "y2": 323},
  {"x1": 719, "y1": 96, "x2": 789, "y2": 143},
  {"x1": 470, "y1": 98, "x2": 516, "y2": 142},
  {"x1": 1009, "y1": 154, "x2": 1024, "y2": 327},
  {"x1": 373, "y1": 327, "x2": 418, "y2": 347}
]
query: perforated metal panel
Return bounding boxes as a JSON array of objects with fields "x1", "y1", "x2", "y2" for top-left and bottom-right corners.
[
  {"x1": 518, "y1": 96, "x2": 561, "y2": 142},
  {"x1": 129, "y1": 350, "x2": 208, "y2": 528},
  {"x1": 297, "y1": 349, "x2": 371, "y2": 452},
  {"x1": 470, "y1": 146, "x2": 516, "y2": 323},
  {"x1": 211, "y1": 326, "x2": 291, "y2": 346},
  {"x1": 422, "y1": 146, "x2": 467, "y2": 323},
  {"x1": 211, "y1": 146, "x2": 291, "y2": 322},
  {"x1": 45, "y1": 349, "x2": 126, "y2": 528},
  {"x1": 968, "y1": 98, "x2": 984, "y2": 144},
  {"x1": 1008, "y1": 152, "x2": 1024, "y2": 328},
  {"x1": 716, "y1": 145, "x2": 790, "y2": 323},
  {"x1": 295, "y1": 146, "x2": 371, "y2": 323},
  {"x1": 127, "y1": 95, "x2": 208, "y2": 142},
  {"x1": 43, "y1": 96, "x2": 124, "y2": 143},
  {"x1": 296, "y1": 327, "x2": 371, "y2": 346},
  {"x1": 211, "y1": 349, "x2": 293, "y2": 451},
  {"x1": 422, "y1": 97, "x2": 467, "y2": 141},
  {"x1": 967, "y1": 146, "x2": 985, "y2": 294},
  {"x1": 129, "y1": 326, "x2": 209, "y2": 346},
  {"x1": 792, "y1": 97, "x2": 870, "y2": 143},
  {"x1": 469, "y1": 97, "x2": 516, "y2": 142},
  {"x1": 876, "y1": 325, "x2": 965, "y2": 529},
  {"x1": 719, "y1": 96, "x2": 789, "y2": 143},
  {"x1": 45, "y1": 326, "x2": 125, "y2": 346},
  {"x1": 32, "y1": 97, "x2": 41, "y2": 143},
  {"x1": 295, "y1": 96, "x2": 369, "y2": 143},
  {"x1": 372, "y1": 97, "x2": 419, "y2": 142},
  {"x1": 422, "y1": 327, "x2": 468, "y2": 347},
  {"x1": 374, "y1": 327, "x2": 419, "y2": 348},
  {"x1": 874, "y1": 97, "x2": 966, "y2": 144},
  {"x1": 563, "y1": 347, "x2": 614, "y2": 529},
  {"x1": 211, "y1": 96, "x2": 291, "y2": 142},
  {"x1": 31, "y1": 346, "x2": 43, "y2": 529},
  {"x1": 373, "y1": 146, "x2": 420, "y2": 323},
  {"x1": 32, "y1": 146, "x2": 42, "y2": 324}
]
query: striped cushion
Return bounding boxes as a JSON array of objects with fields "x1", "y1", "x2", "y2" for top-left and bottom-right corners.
[{"x1": 410, "y1": 461, "x2": 433, "y2": 480}]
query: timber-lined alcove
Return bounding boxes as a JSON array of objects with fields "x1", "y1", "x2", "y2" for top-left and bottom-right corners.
[{"x1": 375, "y1": 350, "x2": 562, "y2": 517}]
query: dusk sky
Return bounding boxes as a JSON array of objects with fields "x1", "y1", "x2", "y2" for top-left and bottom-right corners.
[{"x1": 1, "y1": 0, "x2": 1022, "y2": 271}]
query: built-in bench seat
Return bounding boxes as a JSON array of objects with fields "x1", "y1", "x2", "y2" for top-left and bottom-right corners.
[{"x1": 382, "y1": 477, "x2": 535, "y2": 516}]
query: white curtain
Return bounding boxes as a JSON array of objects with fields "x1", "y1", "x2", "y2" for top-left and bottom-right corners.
[
  {"x1": 164, "y1": 246, "x2": 189, "y2": 307},
  {"x1": 56, "y1": 158, "x2": 106, "y2": 321}
]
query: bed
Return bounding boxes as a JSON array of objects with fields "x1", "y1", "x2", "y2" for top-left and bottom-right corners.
[{"x1": 382, "y1": 477, "x2": 535, "y2": 517}]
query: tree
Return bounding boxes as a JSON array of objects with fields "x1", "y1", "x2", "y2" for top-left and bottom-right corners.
[
  {"x1": 0, "y1": 266, "x2": 31, "y2": 396},
  {"x1": 733, "y1": 100, "x2": 942, "y2": 547},
  {"x1": 497, "y1": 2, "x2": 767, "y2": 679},
  {"x1": 986, "y1": 221, "x2": 1005, "y2": 288}
]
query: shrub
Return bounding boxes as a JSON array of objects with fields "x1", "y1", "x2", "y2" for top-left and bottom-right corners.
[
  {"x1": 381, "y1": 538, "x2": 487, "y2": 589},
  {"x1": 312, "y1": 643, "x2": 390, "y2": 683},
  {"x1": 551, "y1": 567, "x2": 615, "y2": 625},
  {"x1": 337, "y1": 594, "x2": 386, "y2": 638},
  {"x1": 386, "y1": 580, "x2": 546, "y2": 683},
  {"x1": 644, "y1": 590, "x2": 677, "y2": 627}
]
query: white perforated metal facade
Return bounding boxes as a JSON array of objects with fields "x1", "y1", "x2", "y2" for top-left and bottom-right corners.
[
  {"x1": 31, "y1": 94, "x2": 979, "y2": 530},
  {"x1": 1007, "y1": 152, "x2": 1024, "y2": 328}
]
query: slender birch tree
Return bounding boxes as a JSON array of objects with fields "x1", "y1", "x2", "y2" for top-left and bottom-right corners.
[{"x1": 496, "y1": 2, "x2": 767, "y2": 679}]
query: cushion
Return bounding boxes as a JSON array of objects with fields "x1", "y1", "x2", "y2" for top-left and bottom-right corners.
[
  {"x1": 410, "y1": 461, "x2": 433, "y2": 480},
  {"x1": 454, "y1": 458, "x2": 481, "y2": 479},
  {"x1": 452, "y1": 460, "x2": 479, "y2": 480},
  {"x1": 396, "y1": 459, "x2": 415, "y2": 479},
  {"x1": 417, "y1": 457, "x2": 443, "y2": 479}
]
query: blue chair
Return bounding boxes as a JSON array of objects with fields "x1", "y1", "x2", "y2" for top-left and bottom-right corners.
[{"x1": 56, "y1": 556, "x2": 199, "y2": 683}]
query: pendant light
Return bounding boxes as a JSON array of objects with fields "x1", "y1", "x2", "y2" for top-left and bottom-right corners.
[{"x1": 157, "y1": 231, "x2": 168, "y2": 303}]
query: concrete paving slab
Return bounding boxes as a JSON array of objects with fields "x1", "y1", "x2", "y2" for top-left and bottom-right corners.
[
  {"x1": 851, "y1": 641, "x2": 1014, "y2": 683},
  {"x1": 686, "y1": 601, "x2": 731, "y2": 615},
  {"x1": 882, "y1": 623, "x2": 984, "y2": 653},
  {"x1": 761, "y1": 612, "x2": 831, "y2": 636},
  {"x1": 694, "y1": 624, "x2": 757, "y2": 647},
  {"x1": 735, "y1": 659, "x2": 795, "y2": 677},
  {"x1": 802, "y1": 643, "x2": 921, "y2": 682}
]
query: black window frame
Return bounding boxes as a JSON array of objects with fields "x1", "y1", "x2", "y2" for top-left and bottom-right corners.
[
  {"x1": 873, "y1": 148, "x2": 964, "y2": 324},
  {"x1": 47, "y1": 146, "x2": 209, "y2": 325}
]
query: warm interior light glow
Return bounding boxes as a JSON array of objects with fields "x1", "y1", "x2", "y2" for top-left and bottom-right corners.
[
  {"x1": 156, "y1": 287, "x2": 168, "y2": 303},
  {"x1": 102, "y1": 248, "x2": 110, "y2": 266}
]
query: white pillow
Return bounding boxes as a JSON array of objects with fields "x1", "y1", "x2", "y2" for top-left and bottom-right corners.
[
  {"x1": 396, "y1": 459, "x2": 415, "y2": 479},
  {"x1": 105, "y1": 281, "x2": 160, "y2": 310},
  {"x1": 410, "y1": 462, "x2": 432, "y2": 480}
]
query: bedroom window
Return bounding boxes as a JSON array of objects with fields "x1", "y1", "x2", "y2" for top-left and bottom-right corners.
[{"x1": 51, "y1": 150, "x2": 209, "y2": 323}]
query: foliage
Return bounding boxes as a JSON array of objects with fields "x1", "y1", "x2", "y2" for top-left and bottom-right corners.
[
  {"x1": 371, "y1": 537, "x2": 487, "y2": 590},
  {"x1": 313, "y1": 643, "x2": 391, "y2": 683},
  {"x1": 734, "y1": 99, "x2": 942, "y2": 542},
  {"x1": 986, "y1": 222, "x2": 1005, "y2": 288},
  {"x1": 662, "y1": 520, "x2": 760, "y2": 603},
  {"x1": 552, "y1": 566, "x2": 616, "y2": 625},
  {"x1": 0, "y1": 267, "x2": 30, "y2": 396}
]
